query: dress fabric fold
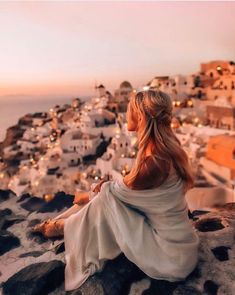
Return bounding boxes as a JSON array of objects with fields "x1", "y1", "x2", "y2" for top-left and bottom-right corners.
[{"x1": 63, "y1": 172, "x2": 200, "y2": 291}]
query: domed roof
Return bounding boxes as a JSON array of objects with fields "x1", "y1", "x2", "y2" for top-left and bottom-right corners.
[{"x1": 120, "y1": 81, "x2": 132, "y2": 89}]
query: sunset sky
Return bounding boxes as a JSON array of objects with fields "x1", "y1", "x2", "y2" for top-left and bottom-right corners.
[{"x1": 0, "y1": 1, "x2": 235, "y2": 99}]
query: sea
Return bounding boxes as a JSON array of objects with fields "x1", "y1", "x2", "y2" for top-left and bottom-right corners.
[{"x1": 0, "y1": 95, "x2": 89, "y2": 142}]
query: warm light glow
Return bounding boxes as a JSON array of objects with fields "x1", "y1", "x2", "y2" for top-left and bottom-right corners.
[
  {"x1": 143, "y1": 86, "x2": 150, "y2": 91},
  {"x1": 176, "y1": 101, "x2": 181, "y2": 106},
  {"x1": 187, "y1": 100, "x2": 193, "y2": 107},
  {"x1": 82, "y1": 172, "x2": 87, "y2": 178},
  {"x1": 44, "y1": 194, "x2": 54, "y2": 202},
  {"x1": 0, "y1": 2, "x2": 234, "y2": 99}
]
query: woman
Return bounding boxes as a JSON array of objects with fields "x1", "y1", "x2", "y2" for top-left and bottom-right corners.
[{"x1": 32, "y1": 89, "x2": 199, "y2": 291}]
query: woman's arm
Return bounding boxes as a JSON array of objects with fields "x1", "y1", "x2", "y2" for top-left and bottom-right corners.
[
  {"x1": 73, "y1": 191, "x2": 90, "y2": 205},
  {"x1": 73, "y1": 179, "x2": 109, "y2": 205}
]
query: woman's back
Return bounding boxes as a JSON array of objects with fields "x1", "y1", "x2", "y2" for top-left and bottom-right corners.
[
  {"x1": 124, "y1": 155, "x2": 179, "y2": 190},
  {"x1": 120, "y1": 156, "x2": 193, "y2": 243}
]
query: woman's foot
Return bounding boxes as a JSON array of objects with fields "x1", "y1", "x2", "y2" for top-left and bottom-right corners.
[{"x1": 31, "y1": 218, "x2": 64, "y2": 238}]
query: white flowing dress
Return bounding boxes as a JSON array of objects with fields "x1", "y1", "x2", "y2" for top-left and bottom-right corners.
[{"x1": 61, "y1": 168, "x2": 200, "y2": 291}]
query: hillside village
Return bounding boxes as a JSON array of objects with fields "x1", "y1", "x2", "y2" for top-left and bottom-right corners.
[
  {"x1": 1, "y1": 60, "x2": 235, "y2": 295},
  {"x1": 0, "y1": 60, "x2": 234, "y2": 206}
]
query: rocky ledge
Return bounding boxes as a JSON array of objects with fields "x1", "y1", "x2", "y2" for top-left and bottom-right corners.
[{"x1": 0, "y1": 189, "x2": 234, "y2": 295}]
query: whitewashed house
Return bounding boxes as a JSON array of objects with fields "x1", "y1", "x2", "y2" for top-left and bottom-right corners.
[{"x1": 60, "y1": 128, "x2": 101, "y2": 157}]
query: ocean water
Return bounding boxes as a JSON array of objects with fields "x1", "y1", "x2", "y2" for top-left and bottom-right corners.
[{"x1": 0, "y1": 95, "x2": 87, "y2": 142}]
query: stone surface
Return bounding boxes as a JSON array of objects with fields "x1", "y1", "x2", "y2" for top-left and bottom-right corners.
[
  {"x1": 0, "y1": 208, "x2": 25, "y2": 230},
  {"x1": 20, "y1": 197, "x2": 45, "y2": 212},
  {"x1": 0, "y1": 190, "x2": 15, "y2": 203},
  {"x1": 194, "y1": 217, "x2": 225, "y2": 232},
  {"x1": 19, "y1": 251, "x2": 46, "y2": 258},
  {"x1": 0, "y1": 189, "x2": 235, "y2": 295},
  {"x1": 20, "y1": 192, "x2": 74, "y2": 213},
  {"x1": 38, "y1": 192, "x2": 74, "y2": 213},
  {"x1": 0, "y1": 230, "x2": 21, "y2": 255},
  {"x1": 203, "y1": 280, "x2": 219, "y2": 295},
  {"x1": 17, "y1": 193, "x2": 31, "y2": 203},
  {"x1": 211, "y1": 246, "x2": 231, "y2": 261},
  {"x1": 2, "y1": 260, "x2": 65, "y2": 295}
]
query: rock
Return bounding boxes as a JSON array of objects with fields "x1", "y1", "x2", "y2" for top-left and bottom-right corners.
[
  {"x1": 0, "y1": 230, "x2": 20, "y2": 255},
  {"x1": 192, "y1": 210, "x2": 211, "y2": 216},
  {"x1": 214, "y1": 202, "x2": 235, "y2": 211},
  {"x1": 0, "y1": 209, "x2": 12, "y2": 216},
  {"x1": 194, "y1": 218, "x2": 225, "y2": 232},
  {"x1": 1, "y1": 215, "x2": 25, "y2": 230},
  {"x1": 0, "y1": 190, "x2": 15, "y2": 203},
  {"x1": 188, "y1": 209, "x2": 194, "y2": 219},
  {"x1": 27, "y1": 219, "x2": 42, "y2": 228},
  {"x1": 20, "y1": 192, "x2": 74, "y2": 214},
  {"x1": 211, "y1": 246, "x2": 231, "y2": 261},
  {"x1": 17, "y1": 193, "x2": 31, "y2": 203},
  {"x1": 67, "y1": 253, "x2": 146, "y2": 295},
  {"x1": 38, "y1": 192, "x2": 74, "y2": 213},
  {"x1": 142, "y1": 279, "x2": 180, "y2": 295},
  {"x1": 18, "y1": 114, "x2": 33, "y2": 126},
  {"x1": 203, "y1": 280, "x2": 219, "y2": 295},
  {"x1": 0, "y1": 189, "x2": 234, "y2": 295},
  {"x1": 0, "y1": 209, "x2": 25, "y2": 230},
  {"x1": 20, "y1": 197, "x2": 45, "y2": 212},
  {"x1": 191, "y1": 210, "x2": 211, "y2": 222},
  {"x1": 19, "y1": 251, "x2": 45, "y2": 258},
  {"x1": 173, "y1": 285, "x2": 202, "y2": 295},
  {"x1": 2, "y1": 260, "x2": 65, "y2": 295},
  {"x1": 26, "y1": 230, "x2": 48, "y2": 245},
  {"x1": 54, "y1": 242, "x2": 65, "y2": 255}
]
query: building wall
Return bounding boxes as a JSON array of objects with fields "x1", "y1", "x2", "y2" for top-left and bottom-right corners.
[
  {"x1": 200, "y1": 157, "x2": 232, "y2": 182},
  {"x1": 207, "y1": 106, "x2": 235, "y2": 130},
  {"x1": 206, "y1": 137, "x2": 235, "y2": 170}
]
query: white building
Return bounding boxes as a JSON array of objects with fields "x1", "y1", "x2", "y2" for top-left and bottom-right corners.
[
  {"x1": 80, "y1": 108, "x2": 117, "y2": 139},
  {"x1": 60, "y1": 128, "x2": 101, "y2": 157}
]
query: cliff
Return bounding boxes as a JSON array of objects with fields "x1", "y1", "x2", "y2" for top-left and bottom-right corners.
[{"x1": 0, "y1": 189, "x2": 234, "y2": 295}]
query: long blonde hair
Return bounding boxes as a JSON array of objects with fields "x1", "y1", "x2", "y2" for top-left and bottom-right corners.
[{"x1": 126, "y1": 89, "x2": 195, "y2": 193}]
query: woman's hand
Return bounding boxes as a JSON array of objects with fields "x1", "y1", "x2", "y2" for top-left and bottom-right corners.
[
  {"x1": 73, "y1": 179, "x2": 109, "y2": 205},
  {"x1": 73, "y1": 191, "x2": 90, "y2": 205},
  {"x1": 92, "y1": 179, "x2": 108, "y2": 194}
]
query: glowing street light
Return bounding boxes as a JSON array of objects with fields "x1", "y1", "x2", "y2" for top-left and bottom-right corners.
[{"x1": 143, "y1": 86, "x2": 150, "y2": 91}]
